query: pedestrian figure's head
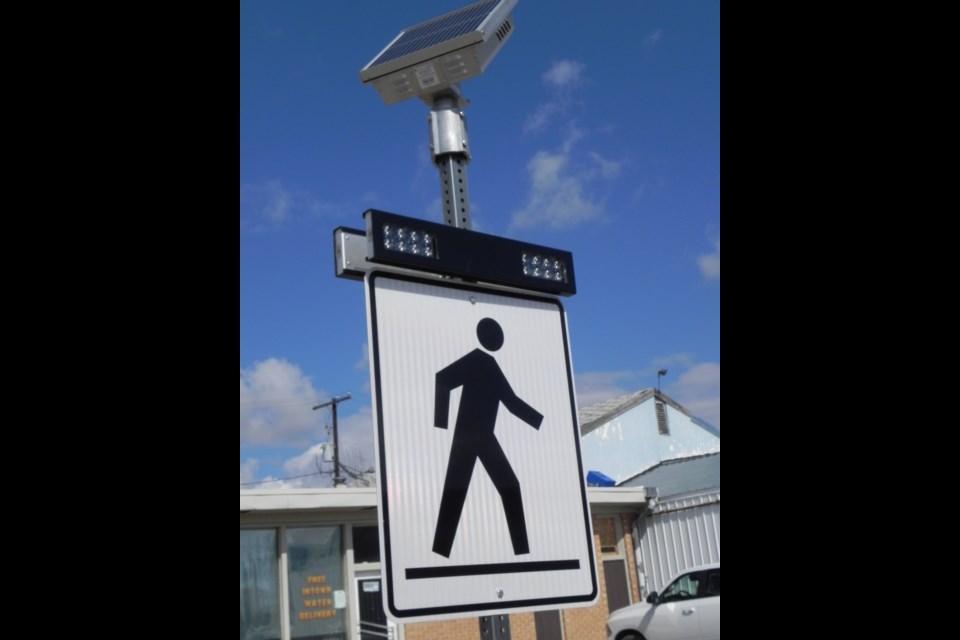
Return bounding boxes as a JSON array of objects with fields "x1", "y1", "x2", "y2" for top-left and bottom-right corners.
[{"x1": 477, "y1": 318, "x2": 505, "y2": 352}]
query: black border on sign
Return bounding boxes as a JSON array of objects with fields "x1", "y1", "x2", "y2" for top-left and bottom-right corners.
[{"x1": 367, "y1": 271, "x2": 598, "y2": 620}]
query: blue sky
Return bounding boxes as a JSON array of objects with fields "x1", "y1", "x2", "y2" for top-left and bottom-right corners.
[{"x1": 240, "y1": 0, "x2": 720, "y2": 488}]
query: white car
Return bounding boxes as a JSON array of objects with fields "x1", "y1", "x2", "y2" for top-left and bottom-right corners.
[{"x1": 606, "y1": 564, "x2": 720, "y2": 640}]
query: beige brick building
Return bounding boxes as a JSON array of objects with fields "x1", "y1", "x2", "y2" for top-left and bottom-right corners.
[{"x1": 241, "y1": 488, "x2": 647, "y2": 640}]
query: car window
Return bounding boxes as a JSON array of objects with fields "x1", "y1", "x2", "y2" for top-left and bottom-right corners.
[
  {"x1": 661, "y1": 572, "x2": 703, "y2": 603},
  {"x1": 705, "y1": 570, "x2": 721, "y2": 596}
]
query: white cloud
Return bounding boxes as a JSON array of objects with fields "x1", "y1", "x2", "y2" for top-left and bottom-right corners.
[
  {"x1": 239, "y1": 180, "x2": 292, "y2": 227},
  {"x1": 240, "y1": 459, "x2": 259, "y2": 485},
  {"x1": 524, "y1": 102, "x2": 561, "y2": 133},
  {"x1": 280, "y1": 444, "x2": 333, "y2": 488},
  {"x1": 650, "y1": 353, "x2": 696, "y2": 374},
  {"x1": 670, "y1": 363, "x2": 721, "y2": 428},
  {"x1": 335, "y1": 406, "x2": 376, "y2": 463},
  {"x1": 510, "y1": 129, "x2": 607, "y2": 231},
  {"x1": 240, "y1": 358, "x2": 326, "y2": 447},
  {"x1": 698, "y1": 238, "x2": 721, "y2": 279},
  {"x1": 543, "y1": 60, "x2": 586, "y2": 90},
  {"x1": 645, "y1": 30, "x2": 663, "y2": 48},
  {"x1": 273, "y1": 406, "x2": 376, "y2": 489},
  {"x1": 511, "y1": 152, "x2": 602, "y2": 230},
  {"x1": 576, "y1": 371, "x2": 637, "y2": 408},
  {"x1": 355, "y1": 343, "x2": 369, "y2": 371},
  {"x1": 239, "y1": 180, "x2": 340, "y2": 230},
  {"x1": 524, "y1": 60, "x2": 587, "y2": 133},
  {"x1": 354, "y1": 343, "x2": 372, "y2": 392},
  {"x1": 590, "y1": 152, "x2": 624, "y2": 180},
  {"x1": 251, "y1": 180, "x2": 290, "y2": 224},
  {"x1": 239, "y1": 399, "x2": 372, "y2": 488},
  {"x1": 516, "y1": 60, "x2": 623, "y2": 230}
]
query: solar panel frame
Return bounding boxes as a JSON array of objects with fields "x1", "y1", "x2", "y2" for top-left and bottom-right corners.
[
  {"x1": 360, "y1": 0, "x2": 515, "y2": 83},
  {"x1": 370, "y1": 0, "x2": 499, "y2": 67}
]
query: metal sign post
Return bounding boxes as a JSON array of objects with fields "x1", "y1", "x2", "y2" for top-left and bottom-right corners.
[
  {"x1": 429, "y1": 91, "x2": 473, "y2": 230},
  {"x1": 480, "y1": 615, "x2": 511, "y2": 640}
]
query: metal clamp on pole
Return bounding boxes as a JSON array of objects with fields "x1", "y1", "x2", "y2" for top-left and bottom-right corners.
[{"x1": 429, "y1": 90, "x2": 473, "y2": 230}]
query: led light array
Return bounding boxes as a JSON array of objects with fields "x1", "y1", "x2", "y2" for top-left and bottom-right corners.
[
  {"x1": 362, "y1": 209, "x2": 577, "y2": 296},
  {"x1": 523, "y1": 253, "x2": 568, "y2": 283},
  {"x1": 383, "y1": 224, "x2": 437, "y2": 258}
]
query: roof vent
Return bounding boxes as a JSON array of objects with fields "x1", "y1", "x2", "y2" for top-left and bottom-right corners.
[
  {"x1": 495, "y1": 18, "x2": 513, "y2": 42},
  {"x1": 656, "y1": 401, "x2": 670, "y2": 436}
]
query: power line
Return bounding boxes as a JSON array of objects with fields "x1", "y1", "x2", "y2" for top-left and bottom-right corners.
[
  {"x1": 240, "y1": 398, "x2": 320, "y2": 410},
  {"x1": 240, "y1": 470, "x2": 333, "y2": 487},
  {"x1": 240, "y1": 453, "x2": 374, "y2": 489}
]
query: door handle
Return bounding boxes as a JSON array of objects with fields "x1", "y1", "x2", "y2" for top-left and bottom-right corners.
[{"x1": 683, "y1": 608, "x2": 696, "y2": 616}]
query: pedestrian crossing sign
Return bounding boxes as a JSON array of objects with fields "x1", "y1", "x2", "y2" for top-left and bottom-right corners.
[{"x1": 365, "y1": 271, "x2": 598, "y2": 622}]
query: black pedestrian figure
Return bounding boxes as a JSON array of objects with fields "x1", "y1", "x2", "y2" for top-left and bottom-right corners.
[{"x1": 432, "y1": 318, "x2": 544, "y2": 558}]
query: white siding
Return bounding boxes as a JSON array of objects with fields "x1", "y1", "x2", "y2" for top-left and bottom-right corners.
[
  {"x1": 634, "y1": 492, "x2": 721, "y2": 596},
  {"x1": 581, "y1": 400, "x2": 721, "y2": 483}
]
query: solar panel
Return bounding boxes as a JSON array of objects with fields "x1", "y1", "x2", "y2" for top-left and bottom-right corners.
[
  {"x1": 360, "y1": 0, "x2": 517, "y2": 105},
  {"x1": 371, "y1": 0, "x2": 500, "y2": 68}
]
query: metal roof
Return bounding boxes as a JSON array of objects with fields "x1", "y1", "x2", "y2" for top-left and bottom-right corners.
[
  {"x1": 579, "y1": 388, "x2": 720, "y2": 436},
  {"x1": 620, "y1": 453, "x2": 721, "y2": 499},
  {"x1": 579, "y1": 389, "x2": 655, "y2": 433},
  {"x1": 240, "y1": 488, "x2": 378, "y2": 513},
  {"x1": 239, "y1": 487, "x2": 647, "y2": 513}
]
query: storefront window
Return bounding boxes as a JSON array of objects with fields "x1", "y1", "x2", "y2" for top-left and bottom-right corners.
[
  {"x1": 287, "y1": 527, "x2": 346, "y2": 640},
  {"x1": 352, "y1": 526, "x2": 380, "y2": 565},
  {"x1": 240, "y1": 530, "x2": 281, "y2": 640}
]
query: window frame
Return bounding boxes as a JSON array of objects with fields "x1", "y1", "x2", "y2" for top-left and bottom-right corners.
[
  {"x1": 240, "y1": 528, "x2": 284, "y2": 640},
  {"x1": 660, "y1": 570, "x2": 708, "y2": 604}
]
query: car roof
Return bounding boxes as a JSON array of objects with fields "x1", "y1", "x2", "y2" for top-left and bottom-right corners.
[{"x1": 680, "y1": 563, "x2": 721, "y2": 573}]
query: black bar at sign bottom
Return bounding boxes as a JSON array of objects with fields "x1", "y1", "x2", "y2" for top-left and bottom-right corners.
[{"x1": 406, "y1": 560, "x2": 581, "y2": 580}]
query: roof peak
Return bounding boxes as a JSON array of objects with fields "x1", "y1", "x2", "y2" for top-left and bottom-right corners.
[{"x1": 579, "y1": 388, "x2": 694, "y2": 434}]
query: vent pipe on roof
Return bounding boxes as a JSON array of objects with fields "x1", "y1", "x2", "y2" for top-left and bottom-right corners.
[{"x1": 657, "y1": 369, "x2": 668, "y2": 394}]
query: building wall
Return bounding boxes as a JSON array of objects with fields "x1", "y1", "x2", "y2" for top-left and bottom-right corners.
[
  {"x1": 406, "y1": 617, "x2": 480, "y2": 640},
  {"x1": 559, "y1": 520, "x2": 612, "y2": 640},
  {"x1": 581, "y1": 401, "x2": 721, "y2": 483},
  {"x1": 511, "y1": 613, "x2": 537, "y2": 640},
  {"x1": 634, "y1": 492, "x2": 721, "y2": 596},
  {"x1": 621, "y1": 514, "x2": 641, "y2": 605},
  {"x1": 239, "y1": 492, "x2": 646, "y2": 640}
]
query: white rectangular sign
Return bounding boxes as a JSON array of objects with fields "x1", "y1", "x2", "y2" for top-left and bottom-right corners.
[{"x1": 366, "y1": 272, "x2": 598, "y2": 621}]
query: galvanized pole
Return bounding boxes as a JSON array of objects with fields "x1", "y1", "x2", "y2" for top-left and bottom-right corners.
[
  {"x1": 429, "y1": 89, "x2": 515, "y2": 638},
  {"x1": 429, "y1": 90, "x2": 473, "y2": 230},
  {"x1": 429, "y1": 90, "x2": 517, "y2": 640}
]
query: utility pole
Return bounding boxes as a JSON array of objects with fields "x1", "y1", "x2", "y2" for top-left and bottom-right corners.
[{"x1": 313, "y1": 393, "x2": 352, "y2": 488}]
